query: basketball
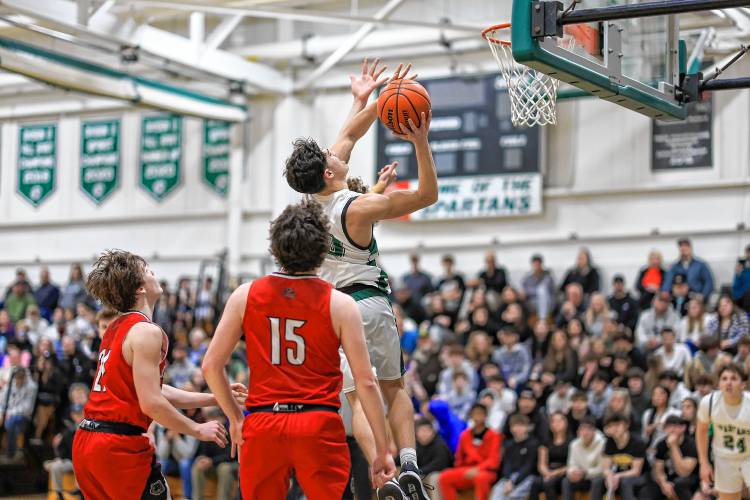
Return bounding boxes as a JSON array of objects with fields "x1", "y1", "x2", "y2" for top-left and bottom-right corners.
[{"x1": 377, "y1": 78, "x2": 431, "y2": 134}]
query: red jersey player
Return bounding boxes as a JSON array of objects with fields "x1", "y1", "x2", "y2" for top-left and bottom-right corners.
[
  {"x1": 72, "y1": 250, "x2": 246, "y2": 499},
  {"x1": 202, "y1": 199, "x2": 395, "y2": 499}
]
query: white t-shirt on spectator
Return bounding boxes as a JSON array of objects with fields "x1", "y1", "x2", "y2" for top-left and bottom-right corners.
[
  {"x1": 654, "y1": 344, "x2": 692, "y2": 377},
  {"x1": 678, "y1": 314, "x2": 715, "y2": 344}
]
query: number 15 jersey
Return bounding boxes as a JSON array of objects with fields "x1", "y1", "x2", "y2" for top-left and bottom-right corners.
[{"x1": 242, "y1": 273, "x2": 342, "y2": 409}]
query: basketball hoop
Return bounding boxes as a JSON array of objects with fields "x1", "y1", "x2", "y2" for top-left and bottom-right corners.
[{"x1": 482, "y1": 23, "x2": 570, "y2": 127}]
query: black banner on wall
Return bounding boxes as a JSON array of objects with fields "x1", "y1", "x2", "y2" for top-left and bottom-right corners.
[{"x1": 652, "y1": 95, "x2": 712, "y2": 170}]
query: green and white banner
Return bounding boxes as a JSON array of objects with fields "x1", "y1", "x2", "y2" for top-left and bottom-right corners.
[
  {"x1": 18, "y1": 123, "x2": 56, "y2": 207},
  {"x1": 203, "y1": 120, "x2": 231, "y2": 196},
  {"x1": 81, "y1": 119, "x2": 120, "y2": 204},
  {"x1": 140, "y1": 114, "x2": 182, "y2": 201}
]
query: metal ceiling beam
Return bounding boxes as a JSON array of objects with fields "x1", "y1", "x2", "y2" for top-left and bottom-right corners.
[
  {"x1": 0, "y1": 0, "x2": 291, "y2": 93},
  {"x1": 117, "y1": 0, "x2": 482, "y2": 33},
  {"x1": 295, "y1": 0, "x2": 405, "y2": 91}
]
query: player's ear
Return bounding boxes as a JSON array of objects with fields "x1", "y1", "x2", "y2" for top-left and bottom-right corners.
[{"x1": 324, "y1": 169, "x2": 335, "y2": 179}]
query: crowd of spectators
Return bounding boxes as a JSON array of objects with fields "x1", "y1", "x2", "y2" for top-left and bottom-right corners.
[{"x1": 1, "y1": 236, "x2": 749, "y2": 500}]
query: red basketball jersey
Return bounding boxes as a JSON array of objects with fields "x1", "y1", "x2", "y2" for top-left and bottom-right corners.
[
  {"x1": 243, "y1": 273, "x2": 342, "y2": 408},
  {"x1": 84, "y1": 311, "x2": 168, "y2": 430}
]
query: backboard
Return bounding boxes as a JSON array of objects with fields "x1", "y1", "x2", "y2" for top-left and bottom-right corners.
[{"x1": 511, "y1": 0, "x2": 687, "y2": 120}]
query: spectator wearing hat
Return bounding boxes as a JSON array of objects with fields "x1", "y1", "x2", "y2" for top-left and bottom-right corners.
[
  {"x1": 661, "y1": 238, "x2": 714, "y2": 302},
  {"x1": 44, "y1": 403, "x2": 84, "y2": 498},
  {"x1": 562, "y1": 416, "x2": 605, "y2": 500},
  {"x1": 415, "y1": 417, "x2": 453, "y2": 494},
  {"x1": 503, "y1": 389, "x2": 549, "y2": 444},
  {"x1": 587, "y1": 371, "x2": 612, "y2": 420},
  {"x1": 608, "y1": 274, "x2": 639, "y2": 331},
  {"x1": 560, "y1": 248, "x2": 600, "y2": 297},
  {"x1": 521, "y1": 254, "x2": 556, "y2": 321},
  {"x1": 706, "y1": 294, "x2": 750, "y2": 350},
  {"x1": 492, "y1": 329, "x2": 531, "y2": 391},
  {"x1": 653, "y1": 328, "x2": 692, "y2": 378},
  {"x1": 4, "y1": 280, "x2": 36, "y2": 324},
  {"x1": 34, "y1": 267, "x2": 60, "y2": 322},
  {"x1": 491, "y1": 413, "x2": 539, "y2": 500},
  {"x1": 592, "y1": 413, "x2": 647, "y2": 500},
  {"x1": 635, "y1": 291, "x2": 681, "y2": 351},
  {"x1": 671, "y1": 272, "x2": 690, "y2": 317},
  {"x1": 645, "y1": 415, "x2": 698, "y2": 500},
  {"x1": 439, "y1": 403, "x2": 501, "y2": 500},
  {"x1": 636, "y1": 250, "x2": 666, "y2": 311}
]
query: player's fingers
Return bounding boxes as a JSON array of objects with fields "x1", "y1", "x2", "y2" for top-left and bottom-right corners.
[
  {"x1": 391, "y1": 63, "x2": 403, "y2": 80},
  {"x1": 370, "y1": 57, "x2": 380, "y2": 76},
  {"x1": 375, "y1": 65, "x2": 387, "y2": 80},
  {"x1": 361, "y1": 57, "x2": 368, "y2": 75},
  {"x1": 406, "y1": 73, "x2": 418, "y2": 81},
  {"x1": 406, "y1": 118, "x2": 417, "y2": 132},
  {"x1": 400, "y1": 63, "x2": 412, "y2": 79}
]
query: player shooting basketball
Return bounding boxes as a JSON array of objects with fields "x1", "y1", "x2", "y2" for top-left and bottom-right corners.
[{"x1": 283, "y1": 58, "x2": 437, "y2": 500}]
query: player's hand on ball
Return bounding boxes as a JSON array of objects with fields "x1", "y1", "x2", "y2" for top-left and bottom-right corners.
[
  {"x1": 230, "y1": 382, "x2": 248, "y2": 406},
  {"x1": 350, "y1": 58, "x2": 388, "y2": 101},
  {"x1": 389, "y1": 62, "x2": 418, "y2": 83},
  {"x1": 371, "y1": 452, "x2": 396, "y2": 488},
  {"x1": 195, "y1": 420, "x2": 229, "y2": 447},
  {"x1": 397, "y1": 111, "x2": 431, "y2": 145}
]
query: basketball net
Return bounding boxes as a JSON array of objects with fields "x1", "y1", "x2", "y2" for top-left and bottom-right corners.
[{"x1": 483, "y1": 24, "x2": 573, "y2": 127}]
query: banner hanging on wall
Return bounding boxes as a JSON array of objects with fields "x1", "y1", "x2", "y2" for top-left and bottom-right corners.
[
  {"x1": 18, "y1": 123, "x2": 56, "y2": 207},
  {"x1": 203, "y1": 120, "x2": 230, "y2": 196},
  {"x1": 81, "y1": 118, "x2": 120, "y2": 205},
  {"x1": 140, "y1": 114, "x2": 182, "y2": 201}
]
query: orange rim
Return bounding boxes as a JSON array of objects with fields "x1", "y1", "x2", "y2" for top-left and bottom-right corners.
[{"x1": 481, "y1": 23, "x2": 512, "y2": 46}]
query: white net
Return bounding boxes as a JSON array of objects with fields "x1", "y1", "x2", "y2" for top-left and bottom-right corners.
[{"x1": 484, "y1": 25, "x2": 569, "y2": 127}]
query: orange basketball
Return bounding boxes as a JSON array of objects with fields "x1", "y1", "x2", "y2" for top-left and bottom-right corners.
[{"x1": 377, "y1": 79, "x2": 431, "y2": 134}]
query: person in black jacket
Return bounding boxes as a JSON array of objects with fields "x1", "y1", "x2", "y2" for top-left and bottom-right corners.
[
  {"x1": 559, "y1": 248, "x2": 600, "y2": 297},
  {"x1": 191, "y1": 408, "x2": 238, "y2": 500},
  {"x1": 415, "y1": 417, "x2": 453, "y2": 493},
  {"x1": 44, "y1": 403, "x2": 83, "y2": 500},
  {"x1": 502, "y1": 389, "x2": 549, "y2": 445},
  {"x1": 492, "y1": 413, "x2": 539, "y2": 499},
  {"x1": 608, "y1": 275, "x2": 639, "y2": 331},
  {"x1": 635, "y1": 251, "x2": 666, "y2": 310}
]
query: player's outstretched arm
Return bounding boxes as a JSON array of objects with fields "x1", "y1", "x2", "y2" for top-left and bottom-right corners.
[
  {"x1": 202, "y1": 283, "x2": 250, "y2": 457},
  {"x1": 129, "y1": 323, "x2": 228, "y2": 447},
  {"x1": 348, "y1": 111, "x2": 436, "y2": 224},
  {"x1": 333, "y1": 290, "x2": 395, "y2": 488}
]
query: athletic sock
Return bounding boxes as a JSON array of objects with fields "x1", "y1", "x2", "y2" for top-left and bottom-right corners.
[{"x1": 399, "y1": 448, "x2": 418, "y2": 469}]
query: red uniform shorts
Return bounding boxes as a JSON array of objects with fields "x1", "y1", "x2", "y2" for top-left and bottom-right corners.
[
  {"x1": 239, "y1": 410, "x2": 350, "y2": 500},
  {"x1": 72, "y1": 429, "x2": 168, "y2": 500}
]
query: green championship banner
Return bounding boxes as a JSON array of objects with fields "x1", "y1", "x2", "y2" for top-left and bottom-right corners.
[
  {"x1": 18, "y1": 123, "x2": 56, "y2": 207},
  {"x1": 81, "y1": 119, "x2": 120, "y2": 204},
  {"x1": 140, "y1": 114, "x2": 182, "y2": 201},
  {"x1": 203, "y1": 120, "x2": 230, "y2": 196}
]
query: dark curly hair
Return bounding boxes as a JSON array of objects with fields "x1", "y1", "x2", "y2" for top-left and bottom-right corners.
[
  {"x1": 284, "y1": 138, "x2": 327, "y2": 194},
  {"x1": 86, "y1": 249, "x2": 146, "y2": 313},
  {"x1": 269, "y1": 199, "x2": 330, "y2": 274},
  {"x1": 346, "y1": 176, "x2": 370, "y2": 194}
]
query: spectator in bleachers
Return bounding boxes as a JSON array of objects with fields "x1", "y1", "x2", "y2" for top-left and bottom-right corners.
[
  {"x1": 484, "y1": 374, "x2": 517, "y2": 416},
  {"x1": 680, "y1": 396, "x2": 698, "y2": 437},
  {"x1": 193, "y1": 277, "x2": 215, "y2": 331},
  {"x1": 402, "y1": 254, "x2": 434, "y2": 303},
  {"x1": 478, "y1": 387, "x2": 507, "y2": 432},
  {"x1": 600, "y1": 388, "x2": 638, "y2": 434},
  {"x1": 670, "y1": 272, "x2": 690, "y2": 317},
  {"x1": 31, "y1": 352, "x2": 62, "y2": 445},
  {"x1": 662, "y1": 238, "x2": 714, "y2": 302},
  {"x1": 156, "y1": 422, "x2": 199, "y2": 500},
  {"x1": 187, "y1": 327, "x2": 208, "y2": 366},
  {"x1": 611, "y1": 331, "x2": 647, "y2": 371},
  {"x1": 499, "y1": 303, "x2": 530, "y2": 343},
  {"x1": 21, "y1": 305, "x2": 48, "y2": 346},
  {"x1": 546, "y1": 379, "x2": 574, "y2": 416},
  {"x1": 641, "y1": 384, "x2": 679, "y2": 451},
  {"x1": 684, "y1": 336, "x2": 720, "y2": 390},
  {"x1": 607, "y1": 274, "x2": 639, "y2": 331},
  {"x1": 190, "y1": 407, "x2": 237, "y2": 500},
  {"x1": 653, "y1": 327, "x2": 691, "y2": 378},
  {"x1": 0, "y1": 343, "x2": 24, "y2": 388},
  {"x1": 415, "y1": 416, "x2": 453, "y2": 492},
  {"x1": 541, "y1": 329, "x2": 578, "y2": 385},
  {"x1": 438, "y1": 345, "x2": 478, "y2": 395},
  {"x1": 707, "y1": 294, "x2": 750, "y2": 350},
  {"x1": 412, "y1": 332, "x2": 442, "y2": 397},
  {"x1": 465, "y1": 331, "x2": 493, "y2": 368},
  {"x1": 491, "y1": 413, "x2": 539, "y2": 500},
  {"x1": 58, "y1": 264, "x2": 86, "y2": 311},
  {"x1": 43, "y1": 402, "x2": 83, "y2": 499},
  {"x1": 176, "y1": 278, "x2": 195, "y2": 328},
  {"x1": 592, "y1": 413, "x2": 647, "y2": 500},
  {"x1": 560, "y1": 248, "x2": 600, "y2": 297},
  {"x1": 469, "y1": 251, "x2": 508, "y2": 294},
  {"x1": 41, "y1": 308, "x2": 64, "y2": 343},
  {"x1": 658, "y1": 369, "x2": 692, "y2": 410},
  {"x1": 5, "y1": 280, "x2": 36, "y2": 323},
  {"x1": 635, "y1": 292, "x2": 680, "y2": 350},
  {"x1": 562, "y1": 416, "x2": 604, "y2": 500},
  {"x1": 503, "y1": 389, "x2": 549, "y2": 444},
  {"x1": 678, "y1": 298, "x2": 712, "y2": 345},
  {"x1": 444, "y1": 371, "x2": 476, "y2": 422},
  {"x1": 584, "y1": 293, "x2": 610, "y2": 338},
  {"x1": 0, "y1": 309, "x2": 14, "y2": 353},
  {"x1": 437, "y1": 255, "x2": 466, "y2": 317},
  {"x1": 4, "y1": 268, "x2": 31, "y2": 299},
  {"x1": 529, "y1": 320, "x2": 550, "y2": 362},
  {"x1": 555, "y1": 284, "x2": 586, "y2": 328},
  {"x1": 439, "y1": 403, "x2": 500, "y2": 500},
  {"x1": 492, "y1": 328, "x2": 531, "y2": 391},
  {"x1": 521, "y1": 254, "x2": 556, "y2": 322},
  {"x1": 532, "y1": 411, "x2": 571, "y2": 500},
  {"x1": 34, "y1": 267, "x2": 60, "y2": 322},
  {"x1": 69, "y1": 302, "x2": 97, "y2": 356},
  {"x1": 733, "y1": 244, "x2": 750, "y2": 310},
  {"x1": 164, "y1": 342, "x2": 197, "y2": 388},
  {"x1": 734, "y1": 335, "x2": 750, "y2": 365},
  {"x1": 0, "y1": 367, "x2": 37, "y2": 462},
  {"x1": 625, "y1": 368, "x2": 649, "y2": 422},
  {"x1": 395, "y1": 283, "x2": 428, "y2": 326},
  {"x1": 59, "y1": 336, "x2": 93, "y2": 386},
  {"x1": 646, "y1": 415, "x2": 698, "y2": 500},
  {"x1": 587, "y1": 371, "x2": 612, "y2": 420},
  {"x1": 635, "y1": 250, "x2": 665, "y2": 310}
]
